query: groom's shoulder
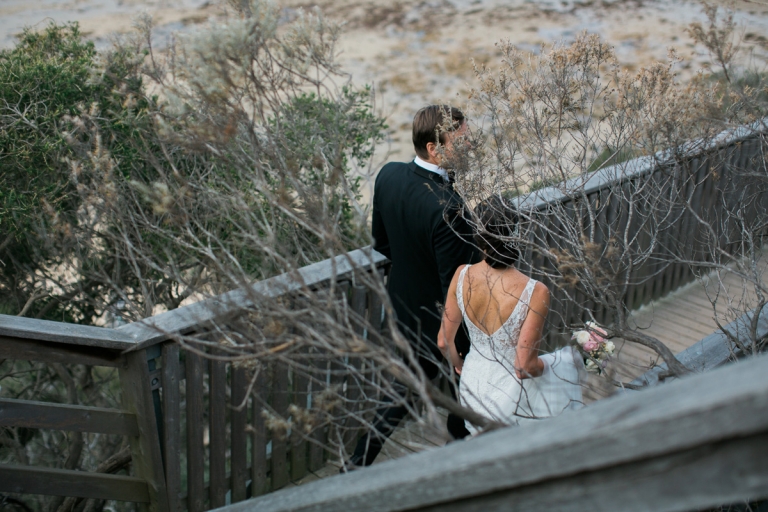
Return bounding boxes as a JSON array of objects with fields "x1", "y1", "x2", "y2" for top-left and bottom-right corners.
[
  {"x1": 378, "y1": 160, "x2": 411, "y2": 176},
  {"x1": 375, "y1": 161, "x2": 413, "y2": 186}
]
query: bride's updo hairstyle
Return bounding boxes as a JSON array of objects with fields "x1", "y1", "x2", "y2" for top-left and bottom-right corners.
[{"x1": 473, "y1": 197, "x2": 520, "y2": 269}]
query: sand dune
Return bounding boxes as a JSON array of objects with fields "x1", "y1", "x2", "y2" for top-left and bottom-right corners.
[{"x1": 3, "y1": 0, "x2": 767, "y2": 192}]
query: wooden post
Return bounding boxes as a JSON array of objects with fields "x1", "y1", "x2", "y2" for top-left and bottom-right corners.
[
  {"x1": 231, "y1": 366, "x2": 249, "y2": 503},
  {"x1": 250, "y1": 368, "x2": 268, "y2": 498},
  {"x1": 343, "y1": 284, "x2": 367, "y2": 453},
  {"x1": 185, "y1": 351, "x2": 205, "y2": 512},
  {"x1": 308, "y1": 353, "x2": 328, "y2": 473},
  {"x1": 270, "y1": 362, "x2": 290, "y2": 489},
  {"x1": 209, "y1": 350, "x2": 228, "y2": 508},
  {"x1": 161, "y1": 343, "x2": 181, "y2": 512},
  {"x1": 119, "y1": 350, "x2": 170, "y2": 512},
  {"x1": 290, "y1": 363, "x2": 309, "y2": 482}
]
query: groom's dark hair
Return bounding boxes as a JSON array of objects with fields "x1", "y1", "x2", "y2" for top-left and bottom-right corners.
[
  {"x1": 473, "y1": 197, "x2": 520, "y2": 269},
  {"x1": 412, "y1": 105, "x2": 465, "y2": 159}
]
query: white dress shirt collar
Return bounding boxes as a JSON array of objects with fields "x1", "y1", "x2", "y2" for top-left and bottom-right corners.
[{"x1": 414, "y1": 156, "x2": 449, "y2": 181}]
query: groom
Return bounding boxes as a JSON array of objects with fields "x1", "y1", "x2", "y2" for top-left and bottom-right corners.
[{"x1": 345, "y1": 105, "x2": 481, "y2": 470}]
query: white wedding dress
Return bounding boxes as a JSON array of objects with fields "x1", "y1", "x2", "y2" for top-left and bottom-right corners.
[{"x1": 456, "y1": 265, "x2": 584, "y2": 435}]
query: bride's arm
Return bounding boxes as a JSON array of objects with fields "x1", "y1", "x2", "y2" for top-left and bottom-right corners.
[
  {"x1": 438, "y1": 266, "x2": 466, "y2": 375},
  {"x1": 514, "y1": 282, "x2": 550, "y2": 379}
]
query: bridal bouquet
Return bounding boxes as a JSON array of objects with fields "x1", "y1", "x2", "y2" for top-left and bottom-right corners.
[{"x1": 571, "y1": 322, "x2": 615, "y2": 375}]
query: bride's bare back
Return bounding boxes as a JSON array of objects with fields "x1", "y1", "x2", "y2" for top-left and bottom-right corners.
[{"x1": 461, "y1": 262, "x2": 532, "y2": 337}]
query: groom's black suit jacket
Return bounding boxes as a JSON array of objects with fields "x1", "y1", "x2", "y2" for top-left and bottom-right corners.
[{"x1": 372, "y1": 160, "x2": 481, "y2": 378}]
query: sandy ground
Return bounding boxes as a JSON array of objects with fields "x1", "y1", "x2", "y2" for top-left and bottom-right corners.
[{"x1": 3, "y1": 0, "x2": 768, "y2": 199}]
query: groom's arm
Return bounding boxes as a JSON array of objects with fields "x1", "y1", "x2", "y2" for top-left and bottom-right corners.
[
  {"x1": 371, "y1": 199, "x2": 391, "y2": 259},
  {"x1": 370, "y1": 173, "x2": 391, "y2": 259}
]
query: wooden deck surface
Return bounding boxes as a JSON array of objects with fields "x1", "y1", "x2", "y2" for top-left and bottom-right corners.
[{"x1": 290, "y1": 252, "x2": 767, "y2": 485}]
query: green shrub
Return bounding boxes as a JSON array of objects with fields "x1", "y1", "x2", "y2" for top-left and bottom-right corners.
[{"x1": 0, "y1": 23, "x2": 147, "y2": 321}]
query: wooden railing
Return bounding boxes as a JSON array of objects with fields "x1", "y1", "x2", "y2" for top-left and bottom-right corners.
[
  {"x1": 0, "y1": 248, "x2": 389, "y2": 512},
  {"x1": 0, "y1": 121, "x2": 766, "y2": 511},
  {"x1": 514, "y1": 120, "x2": 767, "y2": 349},
  {"x1": 0, "y1": 322, "x2": 166, "y2": 510}
]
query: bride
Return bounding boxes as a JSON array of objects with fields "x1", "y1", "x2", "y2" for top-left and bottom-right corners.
[{"x1": 438, "y1": 201, "x2": 584, "y2": 435}]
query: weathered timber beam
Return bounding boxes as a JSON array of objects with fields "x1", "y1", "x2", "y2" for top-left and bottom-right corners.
[
  {"x1": 630, "y1": 304, "x2": 768, "y2": 388},
  {"x1": 0, "y1": 315, "x2": 135, "y2": 350},
  {"x1": 0, "y1": 336, "x2": 127, "y2": 367},
  {"x1": 216, "y1": 352, "x2": 768, "y2": 512},
  {"x1": 0, "y1": 464, "x2": 150, "y2": 502},
  {"x1": 0, "y1": 398, "x2": 138, "y2": 436},
  {"x1": 118, "y1": 247, "x2": 389, "y2": 350}
]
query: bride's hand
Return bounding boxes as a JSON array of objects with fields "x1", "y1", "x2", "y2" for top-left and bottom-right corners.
[{"x1": 454, "y1": 365, "x2": 462, "y2": 376}]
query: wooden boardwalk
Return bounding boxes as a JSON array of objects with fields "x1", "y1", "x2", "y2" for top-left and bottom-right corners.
[
  {"x1": 584, "y1": 250, "x2": 767, "y2": 401},
  {"x1": 288, "y1": 250, "x2": 768, "y2": 484}
]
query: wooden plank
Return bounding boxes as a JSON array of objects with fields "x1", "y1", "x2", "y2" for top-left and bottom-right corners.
[
  {"x1": 0, "y1": 314, "x2": 136, "y2": 349},
  {"x1": 118, "y1": 350, "x2": 171, "y2": 512},
  {"x1": 291, "y1": 362, "x2": 309, "y2": 482},
  {"x1": 360, "y1": 283, "x2": 386, "y2": 441},
  {"x1": 0, "y1": 464, "x2": 150, "y2": 502},
  {"x1": 118, "y1": 248, "x2": 389, "y2": 349},
  {"x1": 271, "y1": 362, "x2": 290, "y2": 490},
  {"x1": 0, "y1": 336, "x2": 125, "y2": 367},
  {"x1": 0, "y1": 398, "x2": 138, "y2": 436},
  {"x1": 328, "y1": 282, "x2": 350, "y2": 458},
  {"x1": 640, "y1": 321, "x2": 701, "y2": 350},
  {"x1": 308, "y1": 357, "x2": 328, "y2": 473},
  {"x1": 251, "y1": 369, "x2": 268, "y2": 497},
  {"x1": 675, "y1": 290, "x2": 725, "y2": 311},
  {"x1": 161, "y1": 343, "x2": 182, "y2": 512},
  {"x1": 343, "y1": 284, "x2": 367, "y2": 453},
  {"x1": 588, "y1": 189, "x2": 610, "y2": 325},
  {"x1": 185, "y1": 351, "x2": 206, "y2": 512},
  {"x1": 632, "y1": 291, "x2": 713, "y2": 323},
  {"x1": 636, "y1": 315, "x2": 712, "y2": 347},
  {"x1": 636, "y1": 301, "x2": 717, "y2": 335},
  {"x1": 671, "y1": 157, "x2": 704, "y2": 291},
  {"x1": 231, "y1": 366, "x2": 249, "y2": 503},
  {"x1": 214, "y1": 351, "x2": 768, "y2": 512},
  {"x1": 631, "y1": 305, "x2": 768, "y2": 388},
  {"x1": 641, "y1": 303, "x2": 717, "y2": 335},
  {"x1": 209, "y1": 351, "x2": 228, "y2": 509}
]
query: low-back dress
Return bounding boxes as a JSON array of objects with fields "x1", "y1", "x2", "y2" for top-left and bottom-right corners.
[{"x1": 456, "y1": 265, "x2": 584, "y2": 435}]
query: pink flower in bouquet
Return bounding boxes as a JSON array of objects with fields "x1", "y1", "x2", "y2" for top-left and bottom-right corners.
[{"x1": 582, "y1": 339, "x2": 601, "y2": 352}]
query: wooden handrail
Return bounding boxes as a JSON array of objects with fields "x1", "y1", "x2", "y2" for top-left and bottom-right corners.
[
  {"x1": 515, "y1": 117, "x2": 768, "y2": 210},
  {"x1": 117, "y1": 247, "x2": 389, "y2": 351},
  {"x1": 216, "y1": 352, "x2": 768, "y2": 512},
  {"x1": 0, "y1": 315, "x2": 135, "y2": 349}
]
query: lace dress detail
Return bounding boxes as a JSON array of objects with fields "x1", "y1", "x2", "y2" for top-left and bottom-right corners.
[{"x1": 456, "y1": 265, "x2": 584, "y2": 435}]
